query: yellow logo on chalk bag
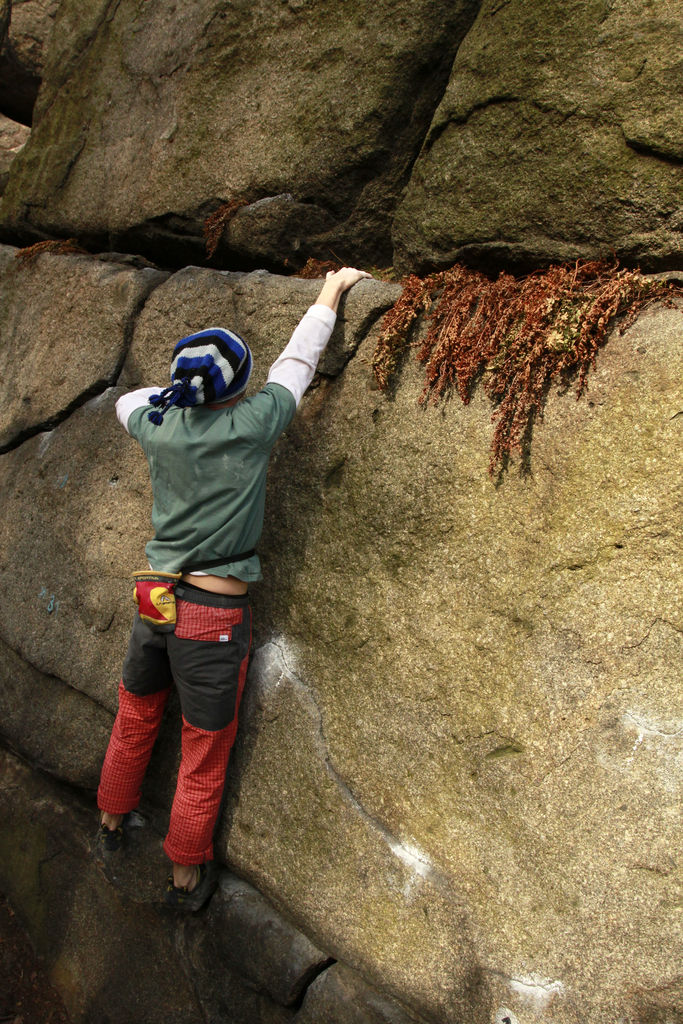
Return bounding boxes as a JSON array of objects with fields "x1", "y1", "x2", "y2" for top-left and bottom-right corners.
[{"x1": 150, "y1": 586, "x2": 176, "y2": 621}]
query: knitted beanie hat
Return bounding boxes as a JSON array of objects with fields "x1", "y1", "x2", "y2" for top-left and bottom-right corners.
[{"x1": 147, "y1": 327, "x2": 253, "y2": 425}]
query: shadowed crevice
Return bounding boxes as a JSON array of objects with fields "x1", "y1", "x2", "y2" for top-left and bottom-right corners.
[{"x1": 623, "y1": 135, "x2": 683, "y2": 166}]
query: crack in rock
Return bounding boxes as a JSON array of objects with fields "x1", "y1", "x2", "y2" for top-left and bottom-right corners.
[
  {"x1": 623, "y1": 134, "x2": 683, "y2": 167},
  {"x1": 0, "y1": 631, "x2": 114, "y2": 719},
  {"x1": 621, "y1": 617, "x2": 683, "y2": 653},
  {"x1": 0, "y1": 261, "x2": 167, "y2": 454},
  {"x1": 0, "y1": 380, "x2": 120, "y2": 455}
]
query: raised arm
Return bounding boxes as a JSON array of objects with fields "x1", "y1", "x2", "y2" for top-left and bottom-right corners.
[
  {"x1": 315, "y1": 267, "x2": 373, "y2": 313},
  {"x1": 267, "y1": 267, "x2": 371, "y2": 406}
]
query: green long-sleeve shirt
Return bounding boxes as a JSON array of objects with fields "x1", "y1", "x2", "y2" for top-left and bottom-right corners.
[{"x1": 127, "y1": 382, "x2": 295, "y2": 581}]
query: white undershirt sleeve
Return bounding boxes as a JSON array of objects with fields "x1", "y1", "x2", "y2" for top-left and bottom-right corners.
[
  {"x1": 267, "y1": 304, "x2": 337, "y2": 406},
  {"x1": 117, "y1": 303, "x2": 336, "y2": 429},
  {"x1": 115, "y1": 387, "x2": 162, "y2": 433}
]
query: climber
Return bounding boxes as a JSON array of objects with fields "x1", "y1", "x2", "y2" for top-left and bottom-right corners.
[{"x1": 95, "y1": 266, "x2": 372, "y2": 911}]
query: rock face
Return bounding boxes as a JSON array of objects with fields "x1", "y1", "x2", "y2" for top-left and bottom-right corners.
[
  {"x1": 0, "y1": 747, "x2": 347, "y2": 1024},
  {"x1": 0, "y1": 0, "x2": 479, "y2": 266},
  {"x1": 0, "y1": 244, "x2": 167, "y2": 451},
  {"x1": 0, "y1": 113, "x2": 29, "y2": 194},
  {"x1": 1, "y1": 0, "x2": 681, "y2": 270},
  {"x1": 0, "y1": 0, "x2": 60, "y2": 124},
  {"x1": 0, "y1": 0, "x2": 8, "y2": 49},
  {"x1": 0, "y1": 2, "x2": 681, "y2": 1021},
  {"x1": 0, "y1": 244, "x2": 680, "y2": 1024},
  {"x1": 393, "y1": 0, "x2": 683, "y2": 271},
  {"x1": 224, "y1": 297, "x2": 683, "y2": 1024}
]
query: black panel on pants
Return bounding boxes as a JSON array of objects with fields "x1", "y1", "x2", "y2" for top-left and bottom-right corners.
[{"x1": 121, "y1": 585, "x2": 252, "y2": 731}]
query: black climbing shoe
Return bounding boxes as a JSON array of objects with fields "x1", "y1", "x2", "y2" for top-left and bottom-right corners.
[
  {"x1": 98, "y1": 822, "x2": 124, "y2": 852},
  {"x1": 94, "y1": 814, "x2": 127, "y2": 861},
  {"x1": 164, "y1": 862, "x2": 218, "y2": 912}
]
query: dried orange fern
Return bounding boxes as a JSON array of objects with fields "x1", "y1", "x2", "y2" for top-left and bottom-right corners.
[
  {"x1": 372, "y1": 273, "x2": 436, "y2": 392},
  {"x1": 203, "y1": 199, "x2": 248, "y2": 259},
  {"x1": 374, "y1": 260, "x2": 681, "y2": 475},
  {"x1": 15, "y1": 238, "x2": 86, "y2": 266},
  {"x1": 295, "y1": 258, "x2": 342, "y2": 279}
]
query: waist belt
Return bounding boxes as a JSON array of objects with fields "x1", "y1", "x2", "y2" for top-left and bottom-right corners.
[{"x1": 182, "y1": 549, "x2": 256, "y2": 573}]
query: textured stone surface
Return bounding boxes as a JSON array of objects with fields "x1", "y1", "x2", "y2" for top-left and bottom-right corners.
[
  {"x1": 121, "y1": 266, "x2": 401, "y2": 389},
  {"x1": 0, "y1": 252, "x2": 680, "y2": 1023},
  {"x1": 181, "y1": 872, "x2": 334, "y2": 1023},
  {"x1": 0, "y1": 0, "x2": 478, "y2": 265},
  {"x1": 0, "y1": 636, "x2": 112, "y2": 788},
  {"x1": 0, "y1": 749, "x2": 204, "y2": 1024},
  {"x1": 0, "y1": 0, "x2": 8, "y2": 50},
  {"x1": 0, "y1": 113, "x2": 29, "y2": 193},
  {"x1": 0, "y1": 0, "x2": 60, "y2": 124},
  {"x1": 297, "y1": 963, "x2": 422, "y2": 1024},
  {"x1": 217, "y1": 194, "x2": 336, "y2": 270},
  {"x1": 0, "y1": 386, "x2": 155, "y2": 709},
  {"x1": 223, "y1": 300, "x2": 682, "y2": 1024},
  {"x1": 202, "y1": 873, "x2": 332, "y2": 1007},
  {"x1": 1, "y1": 0, "x2": 682, "y2": 274},
  {"x1": 393, "y1": 0, "x2": 683, "y2": 272},
  {"x1": 222, "y1": 643, "x2": 487, "y2": 1024},
  {"x1": 0, "y1": 244, "x2": 167, "y2": 450}
]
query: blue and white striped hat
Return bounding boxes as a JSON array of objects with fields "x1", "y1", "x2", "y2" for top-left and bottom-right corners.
[{"x1": 147, "y1": 327, "x2": 253, "y2": 425}]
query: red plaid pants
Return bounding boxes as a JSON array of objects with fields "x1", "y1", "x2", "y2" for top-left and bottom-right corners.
[{"x1": 98, "y1": 586, "x2": 251, "y2": 864}]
